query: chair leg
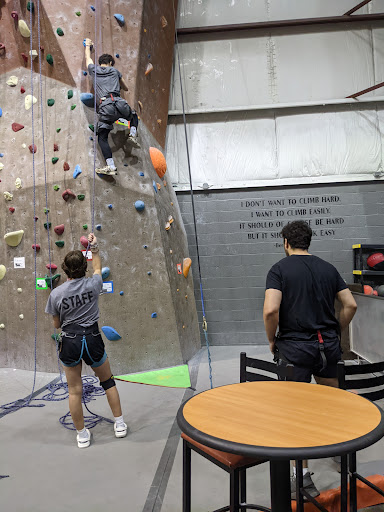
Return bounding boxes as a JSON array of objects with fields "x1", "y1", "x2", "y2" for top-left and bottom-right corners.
[
  {"x1": 296, "y1": 460, "x2": 304, "y2": 512},
  {"x1": 183, "y1": 440, "x2": 191, "y2": 512},
  {"x1": 240, "y1": 468, "x2": 246, "y2": 512},
  {"x1": 349, "y1": 452, "x2": 357, "y2": 512},
  {"x1": 340, "y1": 455, "x2": 348, "y2": 512},
  {"x1": 230, "y1": 468, "x2": 240, "y2": 512}
]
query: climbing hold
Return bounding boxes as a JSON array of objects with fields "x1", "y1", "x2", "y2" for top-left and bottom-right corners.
[
  {"x1": 0, "y1": 265, "x2": 6, "y2": 281},
  {"x1": 53, "y1": 143, "x2": 59, "y2": 151},
  {"x1": 0, "y1": 43, "x2": 5, "y2": 53},
  {"x1": 0, "y1": 153, "x2": 3, "y2": 157},
  {"x1": 183, "y1": 258, "x2": 192, "y2": 278},
  {"x1": 151, "y1": 313, "x2": 157, "y2": 318},
  {"x1": 119, "y1": 291, "x2": 124, "y2": 296},
  {"x1": 135, "y1": 200, "x2": 145, "y2": 212},
  {"x1": 82, "y1": 224, "x2": 88, "y2": 230},
  {"x1": 55, "y1": 241, "x2": 64, "y2": 248},
  {"x1": 44, "y1": 222, "x2": 51, "y2": 229},
  {"x1": 45, "y1": 274, "x2": 61, "y2": 288},
  {"x1": 90, "y1": 5, "x2": 95, "y2": 11},
  {"x1": 75, "y1": 11, "x2": 81, "y2": 16},
  {"x1": 12, "y1": 122, "x2": 24, "y2": 132},
  {"x1": 164, "y1": 181, "x2": 167, "y2": 187},
  {"x1": 73, "y1": 165, "x2": 82, "y2": 179},
  {"x1": 139, "y1": 172, "x2": 144, "y2": 177},
  {"x1": 171, "y1": 202, "x2": 173, "y2": 206},
  {"x1": 71, "y1": 104, "x2": 76, "y2": 110},
  {"x1": 150, "y1": 147, "x2": 167, "y2": 178},
  {"x1": 67, "y1": 90, "x2": 73, "y2": 99},
  {"x1": 4, "y1": 192, "x2": 13, "y2": 201},
  {"x1": 19, "y1": 314, "x2": 24, "y2": 320},
  {"x1": 161, "y1": 15, "x2": 168, "y2": 28},
  {"x1": 123, "y1": 163, "x2": 128, "y2": 167},
  {"x1": 170, "y1": 250, "x2": 173, "y2": 254},
  {"x1": 54, "y1": 224, "x2": 65, "y2": 235},
  {"x1": 114, "y1": 13, "x2": 125, "y2": 25},
  {"x1": 147, "y1": 271, "x2": 152, "y2": 276},
  {"x1": 46, "y1": 54, "x2": 53, "y2": 65},
  {"x1": 21, "y1": 53, "x2": 28, "y2": 64},
  {"x1": 115, "y1": 54, "x2": 119, "y2": 58},
  {"x1": 9, "y1": 207, "x2": 15, "y2": 214},
  {"x1": 17, "y1": 288, "x2": 22, "y2": 293},
  {"x1": 47, "y1": 99, "x2": 55, "y2": 107},
  {"x1": 56, "y1": 28, "x2": 64, "y2": 36},
  {"x1": 80, "y1": 236, "x2": 88, "y2": 248},
  {"x1": 185, "y1": 295, "x2": 188, "y2": 299},
  {"x1": 46, "y1": 263, "x2": 58, "y2": 271},
  {"x1": 56, "y1": 128, "x2": 61, "y2": 133},
  {"x1": 77, "y1": 194, "x2": 85, "y2": 201},
  {"x1": 15, "y1": 178, "x2": 22, "y2": 189},
  {"x1": 34, "y1": 217, "x2": 38, "y2": 221},
  {"x1": 157, "y1": 183, "x2": 161, "y2": 190},
  {"x1": 80, "y1": 93, "x2": 94, "y2": 107},
  {"x1": 63, "y1": 162, "x2": 70, "y2": 171},
  {"x1": 53, "y1": 185, "x2": 60, "y2": 191},
  {"x1": 88, "y1": 124, "x2": 94, "y2": 132},
  {"x1": 83, "y1": 71, "x2": 87, "y2": 76},
  {"x1": 51, "y1": 333, "x2": 60, "y2": 341},
  {"x1": 6, "y1": 76, "x2": 18, "y2": 87},
  {"x1": 4, "y1": 230, "x2": 24, "y2": 247},
  {"x1": 96, "y1": 224, "x2": 101, "y2": 231},
  {"x1": 157, "y1": 119, "x2": 162, "y2": 126},
  {"x1": 18, "y1": 20, "x2": 31, "y2": 38},
  {"x1": 0, "y1": 108, "x2": 2, "y2": 117},
  {"x1": 11, "y1": 11, "x2": 18, "y2": 20},
  {"x1": 101, "y1": 267, "x2": 110, "y2": 280},
  {"x1": 0, "y1": 163, "x2": 4, "y2": 170},
  {"x1": 52, "y1": 157, "x2": 59, "y2": 164},
  {"x1": 43, "y1": 208, "x2": 49, "y2": 214},
  {"x1": 101, "y1": 326, "x2": 121, "y2": 341},
  {"x1": 153, "y1": 181, "x2": 157, "y2": 193},
  {"x1": 145, "y1": 63, "x2": 153, "y2": 76},
  {"x1": 138, "y1": 100, "x2": 143, "y2": 111},
  {"x1": 168, "y1": 215, "x2": 174, "y2": 224},
  {"x1": 29, "y1": 49, "x2": 38, "y2": 60},
  {"x1": 165, "y1": 222, "x2": 171, "y2": 231},
  {"x1": 22, "y1": 144, "x2": 27, "y2": 149},
  {"x1": 143, "y1": 245, "x2": 148, "y2": 249},
  {"x1": 0, "y1": 324, "x2": 4, "y2": 329},
  {"x1": 25, "y1": 95, "x2": 37, "y2": 110},
  {"x1": 62, "y1": 189, "x2": 76, "y2": 202},
  {"x1": 108, "y1": 204, "x2": 113, "y2": 210},
  {"x1": 27, "y1": 2, "x2": 34, "y2": 12},
  {"x1": 40, "y1": 46, "x2": 44, "y2": 52}
]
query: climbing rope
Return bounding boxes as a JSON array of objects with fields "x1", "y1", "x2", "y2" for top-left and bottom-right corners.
[{"x1": 172, "y1": 1, "x2": 213, "y2": 389}]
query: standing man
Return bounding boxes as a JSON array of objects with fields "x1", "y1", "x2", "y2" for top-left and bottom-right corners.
[
  {"x1": 84, "y1": 38, "x2": 140, "y2": 176},
  {"x1": 263, "y1": 220, "x2": 357, "y2": 498}
]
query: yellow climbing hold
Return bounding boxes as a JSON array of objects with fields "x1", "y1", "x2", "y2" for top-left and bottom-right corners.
[
  {"x1": 29, "y1": 49, "x2": 38, "y2": 60},
  {"x1": 0, "y1": 265, "x2": 6, "y2": 281},
  {"x1": 4, "y1": 192, "x2": 13, "y2": 201},
  {"x1": 18, "y1": 20, "x2": 31, "y2": 38},
  {"x1": 6, "y1": 76, "x2": 18, "y2": 87},
  {"x1": 25, "y1": 94, "x2": 37, "y2": 110},
  {"x1": 4, "y1": 230, "x2": 24, "y2": 247},
  {"x1": 15, "y1": 178, "x2": 22, "y2": 189}
]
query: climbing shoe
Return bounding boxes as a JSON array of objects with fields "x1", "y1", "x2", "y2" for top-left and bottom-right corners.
[
  {"x1": 76, "y1": 428, "x2": 91, "y2": 449},
  {"x1": 96, "y1": 165, "x2": 118, "y2": 176},
  {"x1": 291, "y1": 472, "x2": 320, "y2": 500},
  {"x1": 114, "y1": 421, "x2": 128, "y2": 438},
  {"x1": 127, "y1": 134, "x2": 141, "y2": 148}
]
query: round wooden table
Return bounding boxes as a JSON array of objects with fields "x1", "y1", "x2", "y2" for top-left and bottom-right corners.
[{"x1": 177, "y1": 381, "x2": 384, "y2": 512}]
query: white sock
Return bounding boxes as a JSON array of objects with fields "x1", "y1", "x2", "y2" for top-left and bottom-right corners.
[
  {"x1": 293, "y1": 467, "x2": 309, "y2": 477},
  {"x1": 77, "y1": 427, "x2": 89, "y2": 439},
  {"x1": 130, "y1": 126, "x2": 137, "y2": 137},
  {"x1": 114, "y1": 415, "x2": 125, "y2": 426},
  {"x1": 106, "y1": 158, "x2": 116, "y2": 169}
]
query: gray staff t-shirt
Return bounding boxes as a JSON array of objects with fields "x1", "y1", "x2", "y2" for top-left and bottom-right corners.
[
  {"x1": 45, "y1": 274, "x2": 103, "y2": 328},
  {"x1": 88, "y1": 64, "x2": 122, "y2": 101}
]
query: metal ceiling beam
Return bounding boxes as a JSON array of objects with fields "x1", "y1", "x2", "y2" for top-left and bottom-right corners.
[
  {"x1": 344, "y1": 0, "x2": 373, "y2": 16},
  {"x1": 347, "y1": 82, "x2": 384, "y2": 98},
  {"x1": 176, "y1": 13, "x2": 384, "y2": 37}
]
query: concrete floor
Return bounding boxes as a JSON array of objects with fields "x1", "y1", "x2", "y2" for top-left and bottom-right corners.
[{"x1": 1, "y1": 346, "x2": 384, "y2": 512}]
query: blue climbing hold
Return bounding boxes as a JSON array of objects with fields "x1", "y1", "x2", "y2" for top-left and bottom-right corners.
[
  {"x1": 90, "y1": 5, "x2": 95, "y2": 11},
  {"x1": 96, "y1": 224, "x2": 101, "y2": 231},
  {"x1": 135, "y1": 200, "x2": 145, "y2": 212},
  {"x1": 80, "y1": 92, "x2": 94, "y2": 107},
  {"x1": 73, "y1": 165, "x2": 82, "y2": 179},
  {"x1": 139, "y1": 172, "x2": 144, "y2": 177},
  {"x1": 119, "y1": 291, "x2": 124, "y2": 296},
  {"x1": 101, "y1": 267, "x2": 110, "y2": 280},
  {"x1": 0, "y1": 108, "x2": 2, "y2": 117},
  {"x1": 101, "y1": 326, "x2": 121, "y2": 341},
  {"x1": 114, "y1": 13, "x2": 125, "y2": 25},
  {"x1": 0, "y1": 153, "x2": 3, "y2": 157},
  {"x1": 108, "y1": 204, "x2": 113, "y2": 210},
  {"x1": 147, "y1": 271, "x2": 152, "y2": 276},
  {"x1": 83, "y1": 71, "x2": 87, "y2": 76},
  {"x1": 115, "y1": 54, "x2": 120, "y2": 58},
  {"x1": 153, "y1": 180, "x2": 157, "y2": 193},
  {"x1": 124, "y1": 163, "x2": 128, "y2": 167},
  {"x1": 151, "y1": 312, "x2": 157, "y2": 319},
  {"x1": 143, "y1": 245, "x2": 148, "y2": 249},
  {"x1": 89, "y1": 137, "x2": 93, "y2": 141}
]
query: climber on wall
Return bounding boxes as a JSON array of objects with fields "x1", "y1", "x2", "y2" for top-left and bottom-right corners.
[{"x1": 84, "y1": 38, "x2": 140, "y2": 176}]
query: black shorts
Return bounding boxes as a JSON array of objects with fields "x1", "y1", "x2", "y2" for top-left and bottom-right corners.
[
  {"x1": 59, "y1": 325, "x2": 107, "y2": 368},
  {"x1": 274, "y1": 338, "x2": 342, "y2": 383}
]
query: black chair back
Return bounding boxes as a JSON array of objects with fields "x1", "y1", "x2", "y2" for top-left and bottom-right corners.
[
  {"x1": 240, "y1": 352, "x2": 294, "y2": 383},
  {"x1": 337, "y1": 360, "x2": 384, "y2": 402}
]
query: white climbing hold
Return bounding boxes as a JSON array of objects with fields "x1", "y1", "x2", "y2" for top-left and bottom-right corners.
[
  {"x1": 21, "y1": 144, "x2": 27, "y2": 149},
  {"x1": 4, "y1": 192, "x2": 13, "y2": 201},
  {"x1": 15, "y1": 178, "x2": 22, "y2": 189},
  {"x1": 17, "y1": 288, "x2": 22, "y2": 293},
  {"x1": 29, "y1": 49, "x2": 38, "y2": 60},
  {"x1": 6, "y1": 76, "x2": 18, "y2": 87},
  {"x1": 25, "y1": 94, "x2": 37, "y2": 110},
  {"x1": 4, "y1": 230, "x2": 24, "y2": 247},
  {"x1": 0, "y1": 163, "x2": 4, "y2": 171},
  {"x1": 0, "y1": 265, "x2": 6, "y2": 281},
  {"x1": 0, "y1": 324, "x2": 5, "y2": 329},
  {"x1": 18, "y1": 20, "x2": 31, "y2": 38},
  {"x1": 19, "y1": 314, "x2": 24, "y2": 320}
]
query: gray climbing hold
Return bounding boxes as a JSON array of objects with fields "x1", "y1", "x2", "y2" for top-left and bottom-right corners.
[
  {"x1": 101, "y1": 326, "x2": 121, "y2": 341},
  {"x1": 73, "y1": 165, "x2": 82, "y2": 179},
  {"x1": 101, "y1": 267, "x2": 110, "y2": 280},
  {"x1": 114, "y1": 13, "x2": 125, "y2": 25},
  {"x1": 80, "y1": 92, "x2": 94, "y2": 108},
  {"x1": 135, "y1": 200, "x2": 145, "y2": 212}
]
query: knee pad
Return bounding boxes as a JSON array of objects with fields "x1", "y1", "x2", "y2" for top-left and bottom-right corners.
[{"x1": 100, "y1": 375, "x2": 116, "y2": 390}]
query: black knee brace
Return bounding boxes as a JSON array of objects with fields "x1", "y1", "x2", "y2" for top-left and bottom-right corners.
[{"x1": 100, "y1": 375, "x2": 116, "y2": 390}]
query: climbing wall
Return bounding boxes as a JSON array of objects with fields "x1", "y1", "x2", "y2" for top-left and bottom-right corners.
[{"x1": 0, "y1": 0, "x2": 200, "y2": 373}]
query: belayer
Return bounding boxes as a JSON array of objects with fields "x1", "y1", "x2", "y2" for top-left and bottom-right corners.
[{"x1": 84, "y1": 38, "x2": 140, "y2": 176}]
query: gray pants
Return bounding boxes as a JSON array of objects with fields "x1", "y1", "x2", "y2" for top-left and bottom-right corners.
[{"x1": 97, "y1": 96, "x2": 136, "y2": 131}]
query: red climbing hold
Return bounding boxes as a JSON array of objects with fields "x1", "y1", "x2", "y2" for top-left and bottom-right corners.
[
  {"x1": 21, "y1": 53, "x2": 28, "y2": 64},
  {"x1": 54, "y1": 224, "x2": 65, "y2": 235},
  {"x1": 29, "y1": 144, "x2": 37, "y2": 153},
  {"x1": 80, "y1": 236, "x2": 89, "y2": 249},
  {"x1": 63, "y1": 162, "x2": 70, "y2": 171},
  {"x1": 46, "y1": 263, "x2": 58, "y2": 271},
  {"x1": 12, "y1": 123, "x2": 24, "y2": 132},
  {"x1": 53, "y1": 144, "x2": 59, "y2": 152},
  {"x1": 40, "y1": 46, "x2": 44, "y2": 52},
  {"x1": 11, "y1": 11, "x2": 18, "y2": 20},
  {"x1": 0, "y1": 43, "x2": 5, "y2": 52},
  {"x1": 32, "y1": 244, "x2": 40, "y2": 251},
  {"x1": 20, "y1": 86, "x2": 25, "y2": 94},
  {"x1": 62, "y1": 189, "x2": 76, "y2": 202},
  {"x1": 9, "y1": 207, "x2": 15, "y2": 213}
]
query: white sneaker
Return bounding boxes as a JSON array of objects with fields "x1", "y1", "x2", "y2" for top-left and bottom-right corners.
[
  {"x1": 76, "y1": 428, "x2": 91, "y2": 448},
  {"x1": 127, "y1": 134, "x2": 141, "y2": 148},
  {"x1": 114, "y1": 421, "x2": 128, "y2": 438},
  {"x1": 96, "y1": 165, "x2": 118, "y2": 175}
]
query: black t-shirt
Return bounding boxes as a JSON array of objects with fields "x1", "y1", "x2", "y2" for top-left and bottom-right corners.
[{"x1": 266, "y1": 255, "x2": 347, "y2": 341}]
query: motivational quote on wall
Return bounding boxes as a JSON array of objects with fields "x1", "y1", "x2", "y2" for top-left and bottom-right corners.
[{"x1": 240, "y1": 194, "x2": 345, "y2": 246}]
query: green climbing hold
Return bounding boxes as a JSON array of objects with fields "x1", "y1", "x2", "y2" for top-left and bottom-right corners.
[
  {"x1": 77, "y1": 194, "x2": 85, "y2": 201},
  {"x1": 52, "y1": 157, "x2": 59, "y2": 164},
  {"x1": 51, "y1": 333, "x2": 60, "y2": 341},
  {"x1": 45, "y1": 273, "x2": 60, "y2": 288},
  {"x1": 56, "y1": 128, "x2": 61, "y2": 133},
  {"x1": 46, "y1": 54, "x2": 53, "y2": 65},
  {"x1": 47, "y1": 99, "x2": 55, "y2": 107},
  {"x1": 83, "y1": 224, "x2": 88, "y2": 230},
  {"x1": 75, "y1": 11, "x2": 81, "y2": 16},
  {"x1": 53, "y1": 185, "x2": 60, "y2": 191},
  {"x1": 44, "y1": 222, "x2": 51, "y2": 229},
  {"x1": 56, "y1": 28, "x2": 64, "y2": 36},
  {"x1": 43, "y1": 208, "x2": 49, "y2": 214},
  {"x1": 27, "y1": 2, "x2": 34, "y2": 12},
  {"x1": 71, "y1": 104, "x2": 76, "y2": 110},
  {"x1": 67, "y1": 90, "x2": 73, "y2": 99},
  {"x1": 55, "y1": 241, "x2": 65, "y2": 248},
  {"x1": 88, "y1": 124, "x2": 94, "y2": 132}
]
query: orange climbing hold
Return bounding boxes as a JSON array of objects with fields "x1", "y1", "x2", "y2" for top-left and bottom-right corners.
[
  {"x1": 149, "y1": 147, "x2": 167, "y2": 179},
  {"x1": 161, "y1": 16, "x2": 168, "y2": 28},
  {"x1": 12, "y1": 123, "x2": 24, "y2": 132},
  {"x1": 183, "y1": 258, "x2": 192, "y2": 278},
  {"x1": 145, "y1": 63, "x2": 153, "y2": 76}
]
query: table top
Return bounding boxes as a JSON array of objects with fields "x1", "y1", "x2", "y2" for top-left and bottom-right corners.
[{"x1": 177, "y1": 381, "x2": 384, "y2": 459}]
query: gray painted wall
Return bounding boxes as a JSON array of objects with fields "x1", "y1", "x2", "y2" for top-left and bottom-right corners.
[{"x1": 176, "y1": 181, "x2": 384, "y2": 346}]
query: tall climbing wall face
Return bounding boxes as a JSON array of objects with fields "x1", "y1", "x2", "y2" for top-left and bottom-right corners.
[{"x1": 0, "y1": 0, "x2": 199, "y2": 373}]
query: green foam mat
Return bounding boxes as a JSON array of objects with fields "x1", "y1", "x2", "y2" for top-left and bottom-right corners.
[{"x1": 114, "y1": 364, "x2": 191, "y2": 388}]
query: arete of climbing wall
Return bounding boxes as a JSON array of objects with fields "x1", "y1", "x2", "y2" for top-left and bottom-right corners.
[{"x1": 0, "y1": 0, "x2": 200, "y2": 374}]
